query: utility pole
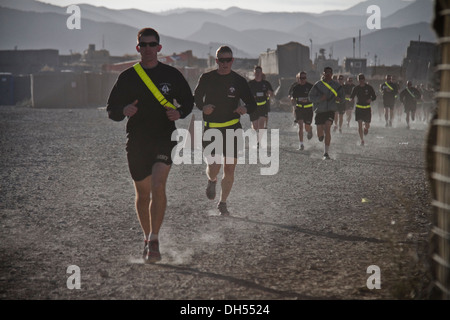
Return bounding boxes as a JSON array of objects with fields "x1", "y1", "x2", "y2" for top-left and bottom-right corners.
[
  {"x1": 353, "y1": 37, "x2": 355, "y2": 58},
  {"x1": 359, "y1": 29, "x2": 361, "y2": 58}
]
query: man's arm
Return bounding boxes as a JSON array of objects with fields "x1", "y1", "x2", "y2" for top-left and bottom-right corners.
[
  {"x1": 239, "y1": 77, "x2": 257, "y2": 114},
  {"x1": 106, "y1": 74, "x2": 129, "y2": 122},
  {"x1": 174, "y1": 73, "x2": 194, "y2": 119},
  {"x1": 337, "y1": 84, "x2": 345, "y2": 101},
  {"x1": 266, "y1": 80, "x2": 274, "y2": 97},
  {"x1": 349, "y1": 85, "x2": 357, "y2": 102},
  {"x1": 370, "y1": 86, "x2": 377, "y2": 102},
  {"x1": 193, "y1": 74, "x2": 207, "y2": 111}
]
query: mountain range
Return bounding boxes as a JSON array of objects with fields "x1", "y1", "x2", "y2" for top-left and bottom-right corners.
[{"x1": 0, "y1": 0, "x2": 437, "y2": 66}]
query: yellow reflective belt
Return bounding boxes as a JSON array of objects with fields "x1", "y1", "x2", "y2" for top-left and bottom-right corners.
[
  {"x1": 204, "y1": 118, "x2": 240, "y2": 128},
  {"x1": 356, "y1": 104, "x2": 371, "y2": 109},
  {"x1": 133, "y1": 63, "x2": 176, "y2": 110},
  {"x1": 321, "y1": 80, "x2": 338, "y2": 97},
  {"x1": 296, "y1": 103, "x2": 313, "y2": 108},
  {"x1": 256, "y1": 97, "x2": 269, "y2": 106},
  {"x1": 384, "y1": 82, "x2": 394, "y2": 91}
]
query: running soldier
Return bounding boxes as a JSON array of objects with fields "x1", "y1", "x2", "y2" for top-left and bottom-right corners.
[
  {"x1": 394, "y1": 77, "x2": 403, "y2": 123},
  {"x1": 333, "y1": 75, "x2": 346, "y2": 133},
  {"x1": 309, "y1": 66, "x2": 345, "y2": 160},
  {"x1": 399, "y1": 80, "x2": 422, "y2": 129},
  {"x1": 350, "y1": 73, "x2": 376, "y2": 146},
  {"x1": 344, "y1": 77, "x2": 355, "y2": 127},
  {"x1": 194, "y1": 46, "x2": 257, "y2": 215},
  {"x1": 106, "y1": 28, "x2": 194, "y2": 263},
  {"x1": 380, "y1": 74, "x2": 399, "y2": 127},
  {"x1": 289, "y1": 71, "x2": 313, "y2": 150},
  {"x1": 416, "y1": 84, "x2": 424, "y2": 121},
  {"x1": 421, "y1": 84, "x2": 435, "y2": 123},
  {"x1": 248, "y1": 66, "x2": 273, "y2": 148}
]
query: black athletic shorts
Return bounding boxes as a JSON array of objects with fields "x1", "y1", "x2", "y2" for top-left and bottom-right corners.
[
  {"x1": 202, "y1": 123, "x2": 243, "y2": 160},
  {"x1": 336, "y1": 102, "x2": 346, "y2": 114},
  {"x1": 404, "y1": 104, "x2": 417, "y2": 113},
  {"x1": 126, "y1": 137, "x2": 176, "y2": 181},
  {"x1": 315, "y1": 111, "x2": 335, "y2": 125},
  {"x1": 355, "y1": 107, "x2": 372, "y2": 123},
  {"x1": 295, "y1": 107, "x2": 313, "y2": 124},
  {"x1": 250, "y1": 103, "x2": 269, "y2": 122},
  {"x1": 345, "y1": 100, "x2": 354, "y2": 110}
]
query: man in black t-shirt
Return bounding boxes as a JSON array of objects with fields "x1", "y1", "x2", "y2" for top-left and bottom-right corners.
[
  {"x1": 106, "y1": 28, "x2": 194, "y2": 263},
  {"x1": 248, "y1": 66, "x2": 273, "y2": 147},
  {"x1": 344, "y1": 77, "x2": 355, "y2": 127},
  {"x1": 399, "y1": 81, "x2": 422, "y2": 129},
  {"x1": 334, "y1": 75, "x2": 346, "y2": 133},
  {"x1": 194, "y1": 46, "x2": 257, "y2": 216},
  {"x1": 350, "y1": 73, "x2": 376, "y2": 146},
  {"x1": 379, "y1": 74, "x2": 399, "y2": 127},
  {"x1": 288, "y1": 71, "x2": 313, "y2": 150}
]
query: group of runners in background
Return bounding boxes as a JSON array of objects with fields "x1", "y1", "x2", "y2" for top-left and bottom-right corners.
[{"x1": 286, "y1": 69, "x2": 435, "y2": 155}]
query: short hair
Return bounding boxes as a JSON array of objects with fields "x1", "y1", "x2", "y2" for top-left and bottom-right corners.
[
  {"x1": 216, "y1": 46, "x2": 233, "y2": 57},
  {"x1": 358, "y1": 73, "x2": 365, "y2": 80},
  {"x1": 254, "y1": 66, "x2": 262, "y2": 71},
  {"x1": 137, "y1": 28, "x2": 160, "y2": 43},
  {"x1": 296, "y1": 71, "x2": 307, "y2": 79}
]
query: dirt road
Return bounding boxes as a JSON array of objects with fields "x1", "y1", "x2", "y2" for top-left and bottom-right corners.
[{"x1": 0, "y1": 105, "x2": 433, "y2": 303}]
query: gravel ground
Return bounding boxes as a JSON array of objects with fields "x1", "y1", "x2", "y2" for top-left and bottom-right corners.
[{"x1": 0, "y1": 104, "x2": 434, "y2": 304}]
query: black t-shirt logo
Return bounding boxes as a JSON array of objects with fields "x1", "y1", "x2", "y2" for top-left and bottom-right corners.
[
  {"x1": 159, "y1": 83, "x2": 171, "y2": 95},
  {"x1": 227, "y1": 86, "x2": 236, "y2": 98}
]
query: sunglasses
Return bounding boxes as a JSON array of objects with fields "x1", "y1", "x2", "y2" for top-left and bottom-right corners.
[
  {"x1": 217, "y1": 57, "x2": 233, "y2": 63},
  {"x1": 138, "y1": 41, "x2": 159, "y2": 48}
]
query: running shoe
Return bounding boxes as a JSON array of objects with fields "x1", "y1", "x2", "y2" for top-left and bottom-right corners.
[
  {"x1": 323, "y1": 153, "x2": 330, "y2": 160},
  {"x1": 217, "y1": 202, "x2": 230, "y2": 216},
  {"x1": 297, "y1": 144, "x2": 304, "y2": 151},
  {"x1": 318, "y1": 136, "x2": 324, "y2": 142},
  {"x1": 142, "y1": 239, "x2": 149, "y2": 260},
  {"x1": 307, "y1": 130, "x2": 313, "y2": 140},
  {"x1": 146, "y1": 240, "x2": 161, "y2": 263},
  {"x1": 206, "y1": 179, "x2": 217, "y2": 200},
  {"x1": 364, "y1": 127, "x2": 368, "y2": 135}
]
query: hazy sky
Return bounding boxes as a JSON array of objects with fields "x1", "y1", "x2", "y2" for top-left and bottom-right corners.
[{"x1": 37, "y1": 0, "x2": 364, "y2": 14}]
